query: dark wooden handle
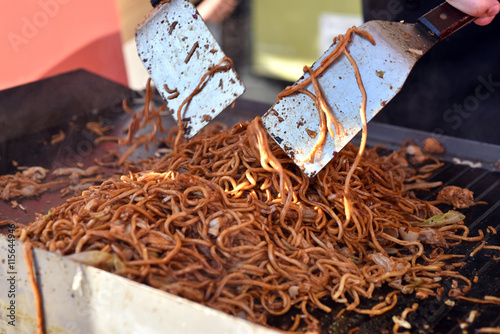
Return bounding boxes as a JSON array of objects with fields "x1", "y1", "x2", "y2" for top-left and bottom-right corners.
[
  {"x1": 151, "y1": 0, "x2": 162, "y2": 7},
  {"x1": 417, "y1": 2, "x2": 475, "y2": 41}
]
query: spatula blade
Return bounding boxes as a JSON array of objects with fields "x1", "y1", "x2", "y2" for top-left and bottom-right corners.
[
  {"x1": 261, "y1": 21, "x2": 436, "y2": 177},
  {"x1": 135, "y1": 0, "x2": 245, "y2": 138}
]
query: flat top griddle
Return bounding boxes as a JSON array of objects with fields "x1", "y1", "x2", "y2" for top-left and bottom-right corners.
[{"x1": 1, "y1": 70, "x2": 499, "y2": 333}]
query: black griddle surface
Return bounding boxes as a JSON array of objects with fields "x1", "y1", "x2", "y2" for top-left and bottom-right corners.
[
  {"x1": 1, "y1": 71, "x2": 499, "y2": 333},
  {"x1": 314, "y1": 162, "x2": 500, "y2": 334}
]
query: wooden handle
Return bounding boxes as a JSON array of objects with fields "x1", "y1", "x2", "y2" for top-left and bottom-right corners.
[
  {"x1": 417, "y1": 2, "x2": 475, "y2": 41},
  {"x1": 151, "y1": 0, "x2": 162, "y2": 7}
]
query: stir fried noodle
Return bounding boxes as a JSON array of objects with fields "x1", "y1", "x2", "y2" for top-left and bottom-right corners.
[{"x1": 15, "y1": 27, "x2": 483, "y2": 331}]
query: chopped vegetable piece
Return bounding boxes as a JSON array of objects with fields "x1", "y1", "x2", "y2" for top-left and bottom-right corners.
[
  {"x1": 67, "y1": 251, "x2": 125, "y2": 272},
  {"x1": 413, "y1": 210, "x2": 465, "y2": 227}
]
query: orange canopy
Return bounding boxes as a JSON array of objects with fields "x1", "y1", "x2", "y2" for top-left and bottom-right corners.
[{"x1": 0, "y1": 0, "x2": 128, "y2": 90}]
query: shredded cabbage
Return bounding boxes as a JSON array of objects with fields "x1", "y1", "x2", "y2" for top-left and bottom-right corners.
[{"x1": 413, "y1": 210, "x2": 465, "y2": 227}]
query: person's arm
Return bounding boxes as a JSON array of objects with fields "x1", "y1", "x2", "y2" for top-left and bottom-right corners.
[{"x1": 447, "y1": 0, "x2": 500, "y2": 25}]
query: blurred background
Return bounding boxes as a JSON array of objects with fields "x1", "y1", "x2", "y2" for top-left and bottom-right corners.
[
  {"x1": 118, "y1": 0, "x2": 363, "y2": 103},
  {"x1": 0, "y1": 0, "x2": 363, "y2": 104},
  {"x1": 1, "y1": 0, "x2": 499, "y2": 145}
]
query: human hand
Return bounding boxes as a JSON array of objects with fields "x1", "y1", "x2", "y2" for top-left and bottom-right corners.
[{"x1": 447, "y1": 0, "x2": 500, "y2": 25}]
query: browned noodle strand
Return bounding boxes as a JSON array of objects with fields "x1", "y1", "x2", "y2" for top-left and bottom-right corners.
[
  {"x1": 13, "y1": 26, "x2": 484, "y2": 332},
  {"x1": 173, "y1": 56, "x2": 236, "y2": 152},
  {"x1": 15, "y1": 117, "x2": 480, "y2": 329},
  {"x1": 457, "y1": 295, "x2": 500, "y2": 305},
  {"x1": 24, "y1": 240, "x2": 44, "y2": 334}
]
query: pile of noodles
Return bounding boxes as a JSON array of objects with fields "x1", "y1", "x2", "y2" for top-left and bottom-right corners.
[
  {"x1": 14, "y1": 27, "x2": 483, "y2": 332},
  {"x1": 15, "y1": 118, "x2": 481, "y2": 331}
]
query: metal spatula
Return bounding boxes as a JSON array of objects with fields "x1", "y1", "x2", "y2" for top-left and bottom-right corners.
[
  {"x1": 135, "y1": 0, "x2": 245, "y2": 138},
  {"x1": 261, "y1": 2, "x2": 475, "y2": 177}
]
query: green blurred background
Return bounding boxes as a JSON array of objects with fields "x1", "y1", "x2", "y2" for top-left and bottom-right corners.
[{"x1": 251, "y1": 0, "x2": 362, "y2": 82}]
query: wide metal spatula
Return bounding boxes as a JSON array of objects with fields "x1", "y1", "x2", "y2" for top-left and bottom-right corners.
[
  {"x1": 135, "y1": 0, "x2": 245, "y2": 138},
  {"x1": 261, "y1": 2, "x2": 475, "y2": 177}
]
